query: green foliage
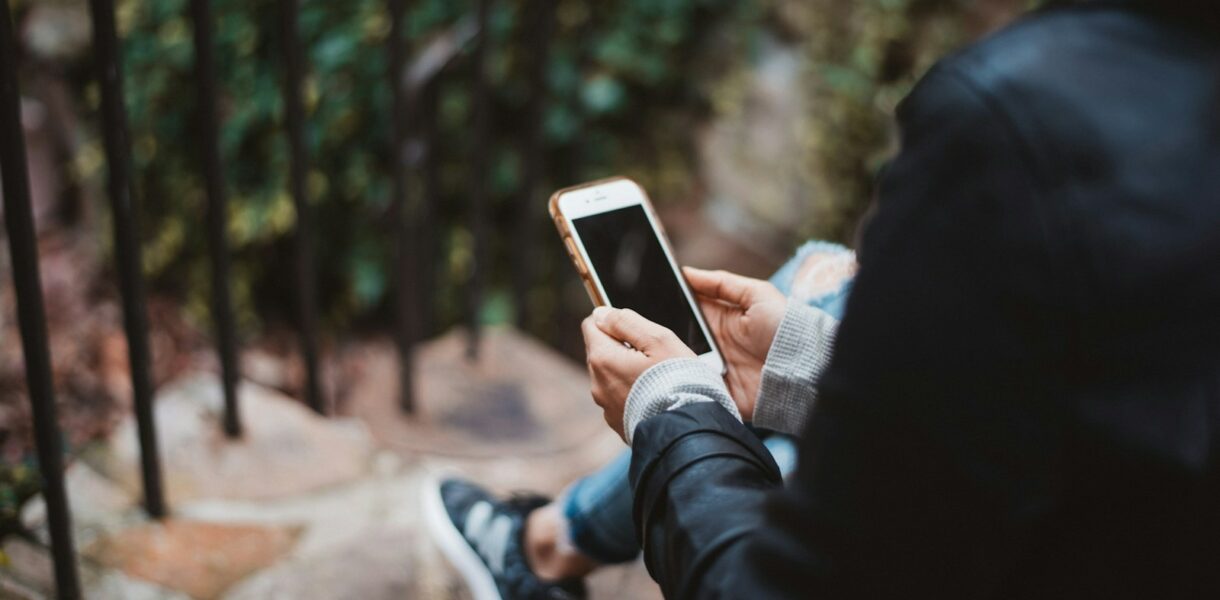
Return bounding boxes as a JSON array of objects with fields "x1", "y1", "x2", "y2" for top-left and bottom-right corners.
[
  {"x1": 792, "y1": 0, "x2": 986, "y2": 242},
  {"x1": 0, "y1": 460, "x2": 41, "y2": 540},
  {"x1": 83, "y1": 0, "x2": 763, "y2": 334}
]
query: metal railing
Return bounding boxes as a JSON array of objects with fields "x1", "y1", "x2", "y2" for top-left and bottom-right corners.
[
  {"x1": 190, "y1": 0, "x2": 244, "y2": 438},
  {"x1": 0, "y1": 0, "x2": 554, "y2": 595},
  {"x1": 0, "y1": 2, "x2": 80, "y2": 595},
  {"x1": 89, "y1": 0, "x2": 167, "y2": 522}
]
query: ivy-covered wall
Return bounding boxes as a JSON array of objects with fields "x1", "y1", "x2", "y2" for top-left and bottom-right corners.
[
  {"x1": 54, "y1": 0, "x2": 1023, "y2": 336},
  {"x1": 67, "y1": 0, "x2": 759, "y2": 337}
]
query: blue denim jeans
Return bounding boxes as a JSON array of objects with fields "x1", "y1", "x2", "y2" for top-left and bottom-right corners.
[{"x1": 561, "y1": 240, "x2": 856, "y2": 564}]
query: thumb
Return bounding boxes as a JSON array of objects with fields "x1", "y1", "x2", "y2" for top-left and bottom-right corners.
[
  {"x1": 683, "y1": 267, "x2": 773, "y2": 308},
  {"x1": 582, "y1": 314, "x2": 628, "y2": 360},
  {"x1": 593, "y1": 307, "x2": 677, "y2": 354}
]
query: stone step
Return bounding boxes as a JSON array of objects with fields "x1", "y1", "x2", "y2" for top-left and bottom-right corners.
[
  {"x1": 7, "y1": 327, "x2": 662, "y2": 599},
  {"x1": 90, "y1": 374, "x2": 376, "y2": 505}
]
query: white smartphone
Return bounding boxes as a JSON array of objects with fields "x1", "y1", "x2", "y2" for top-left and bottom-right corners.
[{"x1": 549, "y1": 177, "x2": 724, "y2": 373}]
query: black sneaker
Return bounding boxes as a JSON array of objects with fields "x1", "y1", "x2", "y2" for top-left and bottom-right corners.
[{"x1": 425, "y1": 477, "x2": 587, "y2": 600}]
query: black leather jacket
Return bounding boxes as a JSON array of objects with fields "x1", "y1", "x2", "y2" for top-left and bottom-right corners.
[{"x1": 629, "y1": 4, "x2": 1220, "y2": 598}]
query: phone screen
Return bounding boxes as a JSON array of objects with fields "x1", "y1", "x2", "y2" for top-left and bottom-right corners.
[{"x1": 571, "y1": 205, "x2": 712, "y2": 354}]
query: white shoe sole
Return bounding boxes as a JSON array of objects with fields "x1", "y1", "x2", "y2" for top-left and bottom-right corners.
[{"x1": 423, "y1": 477, "x2": 504, "y2": 600}]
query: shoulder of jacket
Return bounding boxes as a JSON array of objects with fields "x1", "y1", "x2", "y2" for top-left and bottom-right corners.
[{"x1": 932, "y1": 5, "x2": 1164, "y2": 101}]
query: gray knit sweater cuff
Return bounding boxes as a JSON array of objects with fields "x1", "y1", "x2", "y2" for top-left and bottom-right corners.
[
  {"x1": 622, "y1": 357, "x2": 740, "y2": 445},
  {"x1": 753, "y1": 301, "x2": 839, "y2": 436}
]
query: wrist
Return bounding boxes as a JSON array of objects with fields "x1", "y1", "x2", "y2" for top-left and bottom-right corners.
[
  {"x1": 753, "y1": 301, "x2": 838, "y2": 434},
  {"x1": 623, "y1": 357, "x2": 740, "y2": 445}
]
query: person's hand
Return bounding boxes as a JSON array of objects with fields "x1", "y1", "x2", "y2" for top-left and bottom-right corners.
[
  {"x1": 683, "y1": 267, "x2": 787, "y2": 421},
  {"x1": 582, "y1": 307, "x2": 696, "y2": 440}
]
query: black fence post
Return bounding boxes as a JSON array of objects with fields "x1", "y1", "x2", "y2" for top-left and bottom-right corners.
[
  {"x1": 466, "y1": 0, "x2": 491, "y2": 359},
  {"x1": 190, "y1": 0, "x2": 243, "y2": 437},
  {"x1": 277, "y1": 0, "x2": 324, "y2": 414},
  {"x1": 387, "y1": 0, "x2": 415, "y2": 413},
  {"x1": 0, "y1": 2, "x2": 82, "y2": 597},
  {"x1": 512, "y1": 0, "x2": 554, "y2": 330},
  {"x1": 87, "y1": 0, "x2": 166, "y2": 517},
  {"x1": 419, "y1": 79, "x2": 440, "y2": 340}
]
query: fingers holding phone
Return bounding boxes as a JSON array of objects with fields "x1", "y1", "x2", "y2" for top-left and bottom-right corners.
[
  {"x1": 550, "y1": 178, "x2": 725, "y2": 374},
  {"x1": 582, "y1": 307, "x2": 695, "y2": 440},
  {"x1": 683, "y1": 267, "x2": 786, "y2": 421},
  {"x1": 551, "y1": 177, "x2": 780, "y2": 431}
]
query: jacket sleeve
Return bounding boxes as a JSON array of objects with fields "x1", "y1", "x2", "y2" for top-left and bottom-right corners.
[
  {"x1": 752, "y1": 301, "x2": 839, "y2": 435},
  {"x1": 629, "y1": 63, "x2": 1067, "y2": 599}
]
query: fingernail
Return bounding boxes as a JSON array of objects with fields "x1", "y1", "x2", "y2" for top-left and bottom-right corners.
[{"x1": 592, "y1": 306, "x2": 611, "y2": 324}]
